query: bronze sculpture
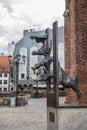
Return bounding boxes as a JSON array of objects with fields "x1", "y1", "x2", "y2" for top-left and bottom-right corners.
[
  {"x1": 30, "y1": 33, "x2": 81, "y2": 104},
  {"x1": 31, "y1": 56, "x2": 53, "y2": 71}
]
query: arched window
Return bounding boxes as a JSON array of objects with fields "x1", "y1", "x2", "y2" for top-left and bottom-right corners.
[
  {"x1": 30, "y1": 46, "x2": 38, "y2": 79},
  {"x1": 19, "y1": 47, "x2": 27, "y2": 80},
  {"x1": 58, "y1": 42, "x2": 65, "y2": 69}
]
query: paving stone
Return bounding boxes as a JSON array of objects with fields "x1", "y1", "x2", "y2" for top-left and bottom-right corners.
[{"x1": 0, "y1": 98, "x2": 87, "y2": 130}]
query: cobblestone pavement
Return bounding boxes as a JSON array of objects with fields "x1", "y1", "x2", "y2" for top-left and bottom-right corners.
[
  {"x1": 0, "y1": 98, "x2": 47, "y2": 130},
  {"x1": 0, "y1": 98, "x2": 87, "y2": 130},
  {"x1": 58, "y1": 108, "x2": 87, "y2": 130}
]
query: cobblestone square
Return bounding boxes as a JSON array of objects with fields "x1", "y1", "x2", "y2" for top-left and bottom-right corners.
[{"x1": 0, "y1": 98, "x2": 87, "y2": 130}]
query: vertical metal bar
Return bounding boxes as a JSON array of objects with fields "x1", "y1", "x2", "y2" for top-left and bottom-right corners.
[
  {"x1": 15, "y1": 61, "x2": 18, "y2": 106},
  {"x1": 47, "y1": 21, "x2": 59, "y2": 130},
  {"x1": 53, "y1": 21, "x2": 59, "y2": 108},
  {"x1": 45, "y1": 28, "x2": 52, "y2": 106}
]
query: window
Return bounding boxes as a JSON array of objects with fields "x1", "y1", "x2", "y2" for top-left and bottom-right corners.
[
  {"x1": 0, "y1": 73, "x2": 2, "y2": 77},
  {"x1": 21, "y1": 73, "x2": 25, "y2": 79},
  {"x1": 4, "y1": 73, "x2": 7, "y2": 77},
  {"x1": 4, "y1": 88, "x2": 7, "y2": 91},
  {"x1": 0, "y1": 88, "x2": 2, "y2": 91},
  {"x1": 4, "y1": 80, "x2": 7, "y2": 84},
  {"x1": 0, "y1": 80, "x2": 2, "y2": 84}
]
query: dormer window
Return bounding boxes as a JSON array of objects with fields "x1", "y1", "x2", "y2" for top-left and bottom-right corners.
[
  {"x1": 0, "y1": 73, "x2": 2, "y2": 77},
  {"x1": 4, "y1": 73, "x2": 7, "y2": 77},
  {"x1": 21, "y1": 73, "x2": 25, "y2": 79}
]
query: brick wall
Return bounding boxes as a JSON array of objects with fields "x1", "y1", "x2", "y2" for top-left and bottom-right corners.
[
  {"x1": 64, "y1": 0, "x2": 87, "y2": 104},
  {"x1": 64, "y1": 0, "x2": 71, "y2": 74}
]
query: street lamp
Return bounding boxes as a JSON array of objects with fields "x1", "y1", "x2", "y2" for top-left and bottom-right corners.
[
  {"x1": 22, "y1": 55, "x2": 26, "y2": 63},
  {"x1": 8, "y1": 55, "x2": 14, "y2": 91},
  {"x1": 8, "y1": 53, "x2": 26, "y2": 106}
]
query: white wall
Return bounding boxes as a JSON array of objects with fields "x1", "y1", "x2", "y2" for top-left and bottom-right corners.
[
  {"x1": 8, "y1": 43, "x2": 15, "y2": 56},
  {"x1": 58, "y1": 43, "x2": 65, "y2": 69},
  {"x1": 0, "y1": 73, "x2": 10, "y2": 91}
]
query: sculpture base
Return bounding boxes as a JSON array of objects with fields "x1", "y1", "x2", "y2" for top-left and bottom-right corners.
[
  {"x1": 47, "y1": 107, "x2": 58, "y2": 130},
  {"x1": 59, "y1": 104, "x2": 87, "y2": 108}
]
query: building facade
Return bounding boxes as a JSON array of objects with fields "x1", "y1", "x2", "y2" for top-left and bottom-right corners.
[
  {"x1": 64, "y1": 0, "x2": 87, "y2": 104},
  {"x1": 0, "y1": 56, "x2": 10, "y2": 91}
]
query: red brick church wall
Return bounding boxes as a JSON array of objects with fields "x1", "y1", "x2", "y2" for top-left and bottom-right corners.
[{"x1": 64, "y1": 0, "x2": 87, "y2": 104}]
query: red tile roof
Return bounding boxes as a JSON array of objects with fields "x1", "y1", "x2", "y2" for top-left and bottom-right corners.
[{"x1": 0, "y1": 56, "x2": 10, "y2": 73}]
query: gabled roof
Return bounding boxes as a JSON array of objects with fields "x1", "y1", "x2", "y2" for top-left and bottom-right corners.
[{"x1": 0, "y1": 56, "x2": 10, "y2": 73}]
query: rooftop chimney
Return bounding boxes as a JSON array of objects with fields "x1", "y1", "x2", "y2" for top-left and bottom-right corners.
[
  {"x1": 23, "y1": 30, "x2": 28, "y2": 37},
  {"x1": 12, "y1": 41, "x2": 15, "y2": 44},
  {"x1": 1, "y1": 53, "x2": 4, "y2": 55}
]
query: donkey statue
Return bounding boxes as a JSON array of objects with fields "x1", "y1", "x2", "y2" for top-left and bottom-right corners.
[
  {"x1": 58, "y1": 64, "x2": 81, "y2": 104},
  {"x1": 33, "y1": 62, "x2": 81, "y2": 104}
]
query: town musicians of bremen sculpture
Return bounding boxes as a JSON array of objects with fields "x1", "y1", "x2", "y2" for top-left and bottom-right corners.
[{"x1": 30, "y1": 28, "x2": 81, "y2": 105}]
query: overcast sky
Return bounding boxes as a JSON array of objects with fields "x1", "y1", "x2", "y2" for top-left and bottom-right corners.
[{"x1": 0, "y1": 0, "x2": 65, "y2": 54}]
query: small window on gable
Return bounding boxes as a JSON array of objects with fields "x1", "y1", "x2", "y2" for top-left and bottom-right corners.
[
  {"x1": 4, "y1": 73, "x2": 7, "y2": 77},
  {"x1": 21, "y1": 73, "x2": 25, "y2": 79},
  {"x1": 0, "y1": 80, "x2": 2, "y2": 84},
  {"x1": 0, "y1": 73, "x2": 2, "y2": 77}
]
